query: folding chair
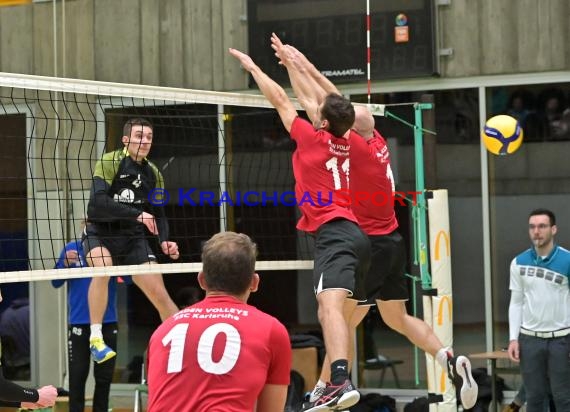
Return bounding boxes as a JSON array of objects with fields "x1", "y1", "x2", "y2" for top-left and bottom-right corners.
[
  {"x1": 133, "y1": 353, "x2": 148, "y2": 412},
  {"x1": 362, "y1": 354, "x2": 404, "y2": 388}
]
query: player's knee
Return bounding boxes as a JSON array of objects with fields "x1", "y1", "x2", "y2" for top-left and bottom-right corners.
[
  {"x1": 135, "y1": 275, "x2": 172, "y2": 302},
  {"x1": 378, "y1": 303, "x2": 405, "y2": 330},
  {"x1": 134, "y1": 273, "x2": 159, "y2": 287},
  {"x1": 90, "y1": 276, "x2": 111, "y2": 288},
  {"x1": 317, "y1": 304, "x2": 342, "y2": 325},
  {"x1": 86, "y1": 247, "x2": 112, "y2": 266}
]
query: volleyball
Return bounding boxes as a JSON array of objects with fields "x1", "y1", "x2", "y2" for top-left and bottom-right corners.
[{"x1": 481, "y1": 115, "x2": 523, "y2": 155}]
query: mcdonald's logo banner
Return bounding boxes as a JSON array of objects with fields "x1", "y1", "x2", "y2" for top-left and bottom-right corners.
[
  {"x1": 432, "y1": 295, "x2": 453, "y2": 348},
  {"x1": 428, "y1": 190, "x2": 452, "y2": 296}
]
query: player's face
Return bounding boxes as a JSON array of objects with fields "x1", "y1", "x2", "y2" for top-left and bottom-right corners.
[
  {"x1": 123, "y1": 125, "x2": 153, "y2": 162},
  {"x1": 528, "y1": 214, "x2": 556, "y2": 250}
]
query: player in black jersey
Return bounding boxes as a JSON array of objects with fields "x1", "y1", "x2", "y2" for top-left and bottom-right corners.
[{"x1": 83, "y1": 118, "x2": 179, "y2": 363}]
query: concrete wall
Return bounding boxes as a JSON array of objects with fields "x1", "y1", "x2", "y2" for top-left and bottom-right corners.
[
  {"x1": 438, "y1": 0, "x2": 569, "y2": 77},
  {"x1": 0, "y1": 0, "x2": 567, "y2": 89},
  {"x1": 0, "y1": 0, "x2": 248, "y2": 90}
]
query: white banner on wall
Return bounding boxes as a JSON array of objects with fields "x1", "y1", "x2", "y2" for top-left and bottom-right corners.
[{"x1": 426, "y1": 189, "x2": 457, "y2": 412}]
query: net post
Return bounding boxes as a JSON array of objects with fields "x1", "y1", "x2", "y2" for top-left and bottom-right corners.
[
  {"x1": 410, "y1": 102, "x2": 434, "y2": 387},
  {"x1": 413, "y1": 102, "x2": 433, "y2": 291}
]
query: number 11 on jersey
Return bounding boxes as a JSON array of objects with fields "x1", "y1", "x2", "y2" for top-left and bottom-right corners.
[{"x1": 326, "y1": 156, "x2": 350, "y2": 190}]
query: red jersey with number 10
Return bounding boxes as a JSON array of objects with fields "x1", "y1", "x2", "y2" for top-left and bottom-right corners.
[
  {"x1": 290, "y1": 117, "x2": 358, "y2": 233},
  {"x1": 350, "y1": 130, "x2": 399, "y2": 235},
  {"x1": 147, "y1": 295, "x2": 291, "y2": 412}
]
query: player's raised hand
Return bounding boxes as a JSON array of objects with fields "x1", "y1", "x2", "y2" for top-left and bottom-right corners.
[
  {"x1": 271, "y1": 33, "x2": 291, "y2": 65},
  {"x1": 270, "y1": 32, "x2": 285, "y2": 56},
  {"x1": 161, "y1": 241, "x2": 180, "y2": 260},
  {"x1": 229, "y1": 48, "x2": 257, "y2": 72},
  {"x1": 137, "y1": 211, "x2": 158, "y2": 235},
  {"x1": 64, "y1": 249, "x2": 80, "y2": 267},
  {"x1": 270, "y1": 35, "x2": 310, "y2": 73}
]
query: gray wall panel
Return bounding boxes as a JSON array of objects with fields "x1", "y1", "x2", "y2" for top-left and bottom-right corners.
[
  {"x1": 439, "y1": 0, "x2": 481, "y2": 77},
  {"x1": 159, "y1": 0, "x2": 184, "y2": 88},
  {"x1": 439, "y1": 0, "x2": 569, "y2": 77},
  {"x1": 32, "y1": 3, "x2": 54, "y2": 77},
  {"x1": 94, "y1": 0, "x2": 141, "y2": 84},
  {"x1": 141, "y1": 0, "x2": 160, "y2": 86},
  {"x1": 1, "y1": 4, "x2": 34, "y2": 75},
  {"x1": 65, "y1": 0, "x2": 95, "y2": 80},
  {"x1": 0, "y1": 0, "x2": 565, "y2": 87},
  {"x1": 184, "y1": 0, "x2": 213, "y2": 89}
]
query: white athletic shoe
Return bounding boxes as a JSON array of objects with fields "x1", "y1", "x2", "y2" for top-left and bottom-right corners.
[{"x1": 447, "y1": 354, "x2": 478, "y2": 409}]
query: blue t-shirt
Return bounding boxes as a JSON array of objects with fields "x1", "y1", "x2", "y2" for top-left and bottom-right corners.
[{"x1": 52, "y1": 240, "x2": 128, "y2": 325}]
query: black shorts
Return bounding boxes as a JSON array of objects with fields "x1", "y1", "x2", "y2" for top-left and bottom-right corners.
[
  {"x1": 82, "y1": 223, "x2": 157, "y2": 266},
  {"x1": 364, "y1": 230, "x2": 409, "y2": 303},
  {"x1": 313, "y1": 219, "x2": 371, "y2": 300}
]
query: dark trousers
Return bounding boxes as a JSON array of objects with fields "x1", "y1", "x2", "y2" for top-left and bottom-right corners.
[
  {"x1": 519, "y1": 333, "x2": 570, "y2": 412},
  {"x1": 68, "y1": 323, "x2": 117, "y2": 412}
]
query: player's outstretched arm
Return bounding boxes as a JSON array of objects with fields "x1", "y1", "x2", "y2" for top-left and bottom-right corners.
[
  {"x1": 270, "y1": 36, "x2": 320, "y2": 122},
  {"x1": 271, "y1": 33, "x2": 339, "y2": 98},
  {"x1": 271, "y1": 34, "x2": 342, "y2": 124},
  {"x1": 229, "y1": 48, "x2": 297, "y2": 132}
]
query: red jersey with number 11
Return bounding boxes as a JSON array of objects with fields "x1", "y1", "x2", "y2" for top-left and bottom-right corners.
[
  {"x1": 147, "y1": 295, "x2": 291, "y2": 412},
  {"x1": 290, "y1": 117, "x2": 358, "y2": 233}
]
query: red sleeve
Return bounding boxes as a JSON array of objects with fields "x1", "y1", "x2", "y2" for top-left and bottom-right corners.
[
  {"x1": 368, "y1": 132, "x2": 390, "y2": 164},
  {"x1": 289, "y1": 117, "x2": 315, "y2": 150},
  {"x1": 349, "y1": 132, "x2": 371, "y2": 161},
  {"x1": 266, "y1": 320, "x2": 292, "y2": 385}
]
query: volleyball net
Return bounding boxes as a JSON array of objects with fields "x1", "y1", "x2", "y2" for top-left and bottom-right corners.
[
  {"x1": 0, "y1": 72, "x2": 438, "y2": 288},
  {"x1": 0, "y1": 72, "x2": 324, "y2": 283}
]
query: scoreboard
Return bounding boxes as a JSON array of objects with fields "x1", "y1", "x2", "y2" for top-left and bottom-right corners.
[{"x1": 247, "y1": 0, "x2": 438, "y2": 85}]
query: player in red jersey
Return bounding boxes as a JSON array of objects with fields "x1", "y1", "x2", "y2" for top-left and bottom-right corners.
[
  {"x1": 229, "y1": 48, "x2": 370, "y2": 411},
  {"x1": 147, "y1": 232, "x2": 291, "y2": 412},
  {"x1": 271, "y1": 35, "x2": 479, "y2": 411}
]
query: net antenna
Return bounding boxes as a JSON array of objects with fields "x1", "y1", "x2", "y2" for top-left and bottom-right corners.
[{"x1": 366, "y1": 0, "x2": 372, "y2": 104}]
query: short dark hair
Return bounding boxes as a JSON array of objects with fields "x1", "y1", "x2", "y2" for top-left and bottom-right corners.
[
  {"x1": 123, "y1": 118, "x2": 153, "y2": 137},
  {"x1": 529, "y1": 208, "x2": 556, "y2": 226},
  {"x1": 201, "y1": 232, "x2": 258, "y2": 295},
  {"x1": 321, "y1": 94, "x2": 355, "y2": 137}
]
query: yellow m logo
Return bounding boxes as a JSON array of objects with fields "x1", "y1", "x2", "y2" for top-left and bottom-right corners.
[
  {"x1": 439, "y1": 369, "x2": 447, "y2": 392},
  {"x1": 434, "y1": 230, "x2": 450, "y2": 261},
  {"x1": 437, "y1": 295, "x2": 452, "y2": 326}
]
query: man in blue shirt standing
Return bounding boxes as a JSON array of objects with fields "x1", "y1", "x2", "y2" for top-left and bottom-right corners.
[
  {"x1": 53, "y1": 235, "x2": 128, "y2": 412},
  {"x1": 507, "y1": 208, "x2": 570, "y2": 412}
]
